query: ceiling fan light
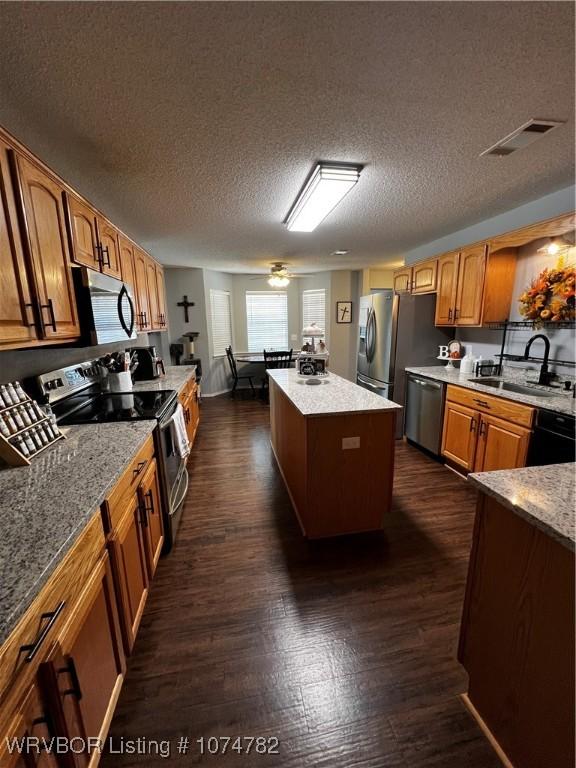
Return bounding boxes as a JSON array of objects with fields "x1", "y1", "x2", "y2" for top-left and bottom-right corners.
[
  {"x1": 268, "y1": 275, "x2": 290, "y2": 288},
  {"x1": 285, "y1": 163, "x2": 362, "y2": 233}
]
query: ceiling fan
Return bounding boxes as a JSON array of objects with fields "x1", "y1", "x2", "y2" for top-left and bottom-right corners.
[{"x1": 252, "y1": 262, "x2": 304, "y2": 287}]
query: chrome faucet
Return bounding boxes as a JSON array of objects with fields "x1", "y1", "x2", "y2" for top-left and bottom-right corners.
[{"x1": 524, "y1": 334, "x2": 553, "y2": 386}]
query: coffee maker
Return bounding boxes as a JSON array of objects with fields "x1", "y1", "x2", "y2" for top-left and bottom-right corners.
[{"x1": 128, "y1": 346, "x2": 165, "y2": 380}]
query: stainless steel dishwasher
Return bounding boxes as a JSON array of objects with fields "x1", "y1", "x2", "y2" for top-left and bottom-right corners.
[{"x1": 404, "y1": 373, "x2": 446, "y2": 456}]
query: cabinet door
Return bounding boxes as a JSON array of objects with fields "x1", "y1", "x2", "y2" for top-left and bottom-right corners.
[
  {"x1": 155, "y1": 263, "x2": 167, "y2": 330},
  {"x1": 392, "y1": 267, "x2": 412, "y2": 293},
  {"x1": 0, "y1": 140, "x2": 36, "y2": 347},
  {"x1": 40, "y1": 554, "x2": 124, "y2": 766},
  {"x1": 474, "y1": 414, "x2": 531, "y2": 472},
  {"x1": 109, "y1": 494, "x2": 149, "y2": 653},
  {"x1": 118, "y1": 235, "x2": 137, "y2": 303},
  {"x1": 65, "y1": 194, "x2": 100, "y2": 271},
  {"x1": 441, "y1": 401, "x2": 478, "y2": 470},
  {"x1": 412, "y1": 259, "x2": 437, "y2": 294},
  {"x1": 454, "y1": 244, "x2": 487, "y2": 326},
  {"x1": 96, "y1": 218, "x2": 122, "y2": 280},
  {"x1": 0, "y1": 682, "x2": 60, "y2": 768},
  {"x1": 14, "y1": 154, "x2": 80, "y2": 341},
  {"x1": 146, "y1": 257, "x2": 161, "y2": 330},
  {"x1": 435, "y1": 252, "x2": 459, "y2": 325},
  {"x1": 133, "y1": 248, "x2": 151, "y2": 332},
  {"x1": 138, "y1": 458, "x2": 164, "y2": 579}
]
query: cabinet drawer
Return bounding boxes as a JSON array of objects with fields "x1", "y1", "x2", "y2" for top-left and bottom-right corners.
[
  {"x1": 445, "y1": 384, "x2": 534, "y2": 428},
  {"x1": 103, "y1": 434, "x2": 155, "y2": 530},
  {"x1": 0, "y1": 513, "x2": 105, "y2": 703}
]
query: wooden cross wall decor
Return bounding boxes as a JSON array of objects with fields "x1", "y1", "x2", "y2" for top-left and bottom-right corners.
[{"x1": 177, "y1": 295, "x2": 195, "y2": 323}]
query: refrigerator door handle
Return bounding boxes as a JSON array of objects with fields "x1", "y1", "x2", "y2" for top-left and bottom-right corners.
[{"x1": 366, "y1": 308, "x2": 375, "y2": 362}]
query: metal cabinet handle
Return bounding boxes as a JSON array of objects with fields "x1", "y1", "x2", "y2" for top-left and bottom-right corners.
[
  {"x1": 39, "y1": 299, "x2": 57, "y2": 332},
  {"x1": 144, "y1": 488, "x2": 155, "y2": 515},
  {"x1": 19, "y1": 601, "x2": 65, "y2": 662},
  {"x1": 133, "y1": 460, "x2": 146, "y2": 478},
  {"x1": 473, "y1": 398, "x2": 490, "y2": 408},
  {"x1": 479, "y1": 421, "x2": 487, "y2": 437},
  {"x1": 454, "y1": 308, "x2": 460, "y2": 320},
  {"x1": 58, "y1": 656, "x2": 83, "y2": 700},
  {"x1": 24, "y1": 302, "x2": 36, "y2": 327},
  {"x1": 448, "y1": 308, "x2": 452, "y2": 322},
  {"x1": 470, "y1": 417, "x2": 476, "y2": 432}
]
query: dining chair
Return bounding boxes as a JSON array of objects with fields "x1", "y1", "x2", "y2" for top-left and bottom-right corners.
[
  {"x1": 225, "y1": 346, "x2": 256, "y2": 398},
  {"x1": 261, "y1": 349, "x2": 293, "y2": 399}
]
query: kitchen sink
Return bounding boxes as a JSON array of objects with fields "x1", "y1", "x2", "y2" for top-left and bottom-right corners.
[{"x1": 467, "y1": 378, "x2": 558, "y2": 398}]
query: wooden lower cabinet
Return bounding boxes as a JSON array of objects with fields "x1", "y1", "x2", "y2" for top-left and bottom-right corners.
[
  {"x1": 474, "y1": 413, "x2": 530, "y2": 472},
  {"x1": 441, "y1": 401, "x2": 478, "y2": 471},
  {"x1": 179, "y1": 381, "x2": 200, "y2": 450},
  {"x1": 138, "y1": 458, "x2": 164, "y2": 579},
  {"x1": 459, "y1": 493, "x2": 575, "y2": 768},
  {"x1": 441, "y1": 385, "x2": 533, "y2": 473},
  {"x1": 108, "y1": 493, "x2": 149, "y2": 654},
  {"x1": 0, "y1": 681, "x2": 59, "y2": 768}
]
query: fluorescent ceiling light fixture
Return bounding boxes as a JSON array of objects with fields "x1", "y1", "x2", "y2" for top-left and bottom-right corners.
[
  {"x1": 285, "y1": 163, "x2": 362, "y2": 232},
  {"x1": 268, "y1": 275, "x2": 290, "y2": 288}
]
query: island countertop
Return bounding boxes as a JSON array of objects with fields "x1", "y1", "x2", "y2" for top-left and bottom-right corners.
[
  {"x1": 468, "y1": 463, "x2": 575, "y2": 551},
  {"x1": 267, "y1": 369, "x2": 402, "y2": 417}
]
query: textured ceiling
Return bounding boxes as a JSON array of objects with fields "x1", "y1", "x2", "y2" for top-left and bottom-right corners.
[{"x1": 0, "y1": 2, "x2": 573, "y2": 273}]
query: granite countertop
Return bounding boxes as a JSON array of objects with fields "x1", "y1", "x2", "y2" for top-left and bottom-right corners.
[
  {"x1": 131, "y1": 364, "x2": 196, "y2": 394},
  {"x1": 405, "y1": 366, "x2": 576, "y2": 416},
  {"x1": 0, "y1": 421, "x2": 157, "y2": 645},
  {"x1": 268, "y1": 369, "x2": 402, "y2": 417},
  {"x1": 469, "y1": 463, "x2": 575, "y2": 551}
]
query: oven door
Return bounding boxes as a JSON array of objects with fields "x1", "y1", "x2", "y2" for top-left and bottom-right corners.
[{"x1": 156, "y1": 406, "x2": 188, "y2": 551}]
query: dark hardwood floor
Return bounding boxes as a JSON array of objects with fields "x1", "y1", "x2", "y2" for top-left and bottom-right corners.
[{"x1": 101, "y1": 395, "x2": 500, "y2": 767}]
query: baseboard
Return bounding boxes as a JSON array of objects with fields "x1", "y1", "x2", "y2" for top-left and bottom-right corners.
[
  {"x1": 201, "y1": 388, "x2": 232, "y2": 398},
  {"x1": 460, "y1": 693, "x2": 514, "y2": 768}
]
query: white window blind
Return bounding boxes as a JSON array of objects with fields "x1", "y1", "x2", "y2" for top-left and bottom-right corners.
[
  {"x1": 246, "y1": 292, "x2": 289, "y2": 352},
  {"x1": 302, "y1": 289, "x2": 326, "y2": 334},
  {"x1": 210, "y1": 289, "x2": 232, "y2": 357}
]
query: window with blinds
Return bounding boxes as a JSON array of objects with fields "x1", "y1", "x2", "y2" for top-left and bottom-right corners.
[
  {"x1": 209, "y1": 289, "x2": 232, "y2": 356},
  {"x1": 246, "y1": 292, "x2": 289, "y2": 352},
  {"x1": 302, "y1": 288, "x2": 326, "y2": 334}
]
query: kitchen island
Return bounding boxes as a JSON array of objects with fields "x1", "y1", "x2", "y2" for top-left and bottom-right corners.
[
  {"x1": 268, "y1": 369, "x2": 402, "y2": 538},
  {"x1": 459, "y1": 463, "x2": 575, "y2": 768}
]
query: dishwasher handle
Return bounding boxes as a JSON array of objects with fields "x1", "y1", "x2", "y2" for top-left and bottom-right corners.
[{"x1": 409, "y1": 376, "x2": 442, "y2": 391}]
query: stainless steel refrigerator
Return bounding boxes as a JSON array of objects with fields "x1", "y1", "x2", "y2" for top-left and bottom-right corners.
[{"x1": 356, "y1": 291, "x2": 452, "y2": 436}]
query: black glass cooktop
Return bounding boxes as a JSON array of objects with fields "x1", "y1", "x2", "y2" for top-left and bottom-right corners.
[{"x1": 56, "y1": 389, "x2": 176, "y2": 424}]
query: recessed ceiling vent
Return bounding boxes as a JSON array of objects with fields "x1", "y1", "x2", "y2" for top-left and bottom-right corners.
[{"x1": 480, "y1": 119, "x2": 563, "y2": 158}]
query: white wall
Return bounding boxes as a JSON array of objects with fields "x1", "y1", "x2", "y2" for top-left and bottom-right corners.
[
  {"x1": 329, "y1": 270, "x2": 360, "y2": 380},
  {"x1": 404, "y1": 186, "x2": 575, "y2": 265},
  {"x1": 202, "y1": 270, "x2": 235, "y2": 395}
]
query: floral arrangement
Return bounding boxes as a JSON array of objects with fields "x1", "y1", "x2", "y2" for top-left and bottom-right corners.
[{"x1": 518, "y1": 256, "x2": 575, "y2": 325}]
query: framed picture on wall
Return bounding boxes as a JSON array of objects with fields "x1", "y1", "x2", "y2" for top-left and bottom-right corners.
[{"x1": 336, "y1": 301, "x2": 352, "y2": 324}]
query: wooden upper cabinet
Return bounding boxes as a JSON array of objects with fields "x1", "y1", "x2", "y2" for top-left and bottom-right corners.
[
  {"x1": 13, "y1": 154, "x2": 80, "y2": 341},
  {"x1": 474, "y1": 413, "x2": 531, "y2": 473},
  {"x1": 435, "y1": 252, "x2": 460, "y2": 325},
  {"x1": 412, "y1": 258, "x2": 437, "y2": 294},
  {"x1": 138, "y1": 458, "x2": 164, "y2": 579},
  {"x1": 65, "y1": 193, "x2": 100, "y2": 271},
  {"x1": 454, "y1": 244, "x2": 487, "y2": 325},
  {"x1": 133, "y1": 248, "x2": 152, "y2": 332},
  {"x1": 0, "y1": 140, "x2": 37, "y2": 348},
  {"x1": 392, "y1": 267, "x2": 412, "y2": 293},
  {"x1": 118, "y1": 235, "x2": 137, "y2": 298},
  {"x1": 441, "y1": 401, "x2": 478, "y2": 471},
  {"x1": 96, "y1": 217, "x2": 122, "y2": 279},
  {"x1": 155, "y1": 263, "x2": 167, "y2": 329},
  {"x1": 146, "y1": 256, "x2": 160, "y2": 330}
]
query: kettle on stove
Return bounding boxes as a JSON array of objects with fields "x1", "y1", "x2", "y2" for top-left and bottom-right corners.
[{"x1": 128, "y1": 346, "x2": 165, "y2": 380}]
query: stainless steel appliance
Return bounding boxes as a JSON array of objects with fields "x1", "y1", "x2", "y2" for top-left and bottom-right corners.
[
  {"x1": 74, "y1": 268, "x2": 137, "y2": 345},
  {"x1": 527, "y1": 408, "x2": 575, "y2": 465},
  {"x1": 128, "y1": 346, "x2": 166, "y2": 380},
  {"x1": 357, "y1": 292, "x2": 451, "y2": 435},
  {"x1": 404, "y1": 373, "x2": 446, "y2": 456},
  {"x1": 33, "y1": 362, "x2": 187, "y2": 551}
]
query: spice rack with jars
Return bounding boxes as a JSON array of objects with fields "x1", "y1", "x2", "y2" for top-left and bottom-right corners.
[{"x1": 0, "y1": 381, "x2": 65, "y2": 467}]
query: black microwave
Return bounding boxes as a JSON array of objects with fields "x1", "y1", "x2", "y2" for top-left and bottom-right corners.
[{"x1": 74, "y1": 268, "x2": 137, "y2": 345}]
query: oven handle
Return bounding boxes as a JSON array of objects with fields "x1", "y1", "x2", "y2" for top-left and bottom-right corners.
[{"x1": 171, "y1": 466, "x2": 189, "y2": 513}]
